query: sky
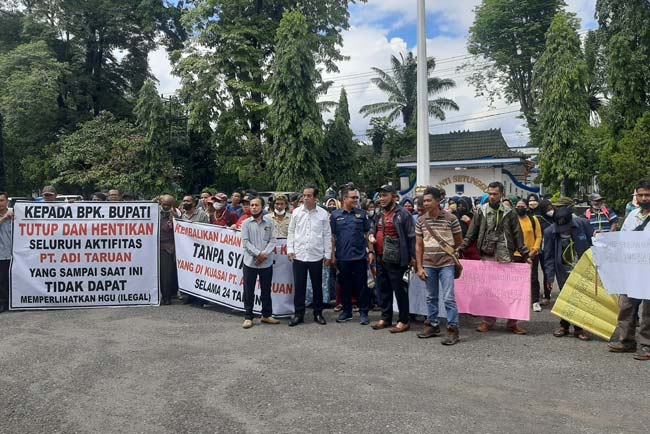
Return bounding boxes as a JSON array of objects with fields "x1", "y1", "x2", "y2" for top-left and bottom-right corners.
[{"x1": 149, "y1": 0, "x2": 598, "y2": 148}]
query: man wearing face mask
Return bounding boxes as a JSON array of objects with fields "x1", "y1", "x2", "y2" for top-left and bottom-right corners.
[
  {"x1": 210, "y1": 193, "x2": 237, "y2": 227},
  {"x1": 458, "y1": 181, "x2": 530, "y2": 334},
  {"x1": 159, "y1": 195, "x2": 181, "y2": 305},
  {"x1": 543, "y1": 196, "x2": 593, "y2": 341},
  {"x1": 181, "y1": 195, "x2": 209, "y2": 223},
  {"x1": 583, "y1": 193, "x2": 618, "y2": 234},
  {"x1": 271, "y1": 194, "x2": 291, "y2": 238}
]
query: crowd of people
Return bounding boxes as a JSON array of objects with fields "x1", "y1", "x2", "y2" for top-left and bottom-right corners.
[{"x1": 0, "y1": 179, "x2": 648, "y2": 359}]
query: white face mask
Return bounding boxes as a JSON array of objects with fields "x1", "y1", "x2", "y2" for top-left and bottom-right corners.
[
  {"x1": 546, "y1": 210, "x2": 554, "y2": 217},
  {"x1": 214, "y1": 202, "x2": 225, "y2": 210},
  {"x1": 275, "y1": 209, "x2": 286, "y2": 216},
  {"x1": 368, "y1": 210, "x2": 375, "y2": 217}
]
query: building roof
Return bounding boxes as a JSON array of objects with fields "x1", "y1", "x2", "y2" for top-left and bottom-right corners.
[{"x1": 397, "y1": 129, "x2": 526, "y2": 163}]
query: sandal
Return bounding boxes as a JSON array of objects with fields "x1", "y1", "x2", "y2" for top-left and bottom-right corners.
[
  {"x1": 333, "y1": 304, "x2": 343, "y2": 312},
  {"x1": 553, "y1": 327, "x2": 569, "y2": 337},
  {"x1": 575, "y1": 331, "x2": 591, "y2": 341}
]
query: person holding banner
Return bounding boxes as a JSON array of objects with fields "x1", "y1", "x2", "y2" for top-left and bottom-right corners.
[
  {"x1": 459, "y1": 181, "x2": 530, "y2": 334},
  {"x1": 287, "y1": 185, "x2": 332, "y2": 326},
  {"x1": 159, "y1": 195, "x2": 181, "y2": 305},
  {"x1": 513, "y1": 199, "x2": 543, "y2": 312},
  {"x1": 543, "y1": 196, "x2": 593, "y2": 341},
  {"x1": 181, "y1": 195, "x2": 209, "y2": 223},
  {"x1": 0, "y1": 192, "x2": 12, "y2": 313},
  {"x1": 241, "y1": 197, "x2": 280, "y2": 329},
  {"x1": 271, "y1": 194, "x2": 291, "y2": 238},
  {"x1": 415, "y1": 187, "x2": 463, "y2": 345},
  {"x1": 608, "y1": 179, "x2": 650, "y2": 360}
]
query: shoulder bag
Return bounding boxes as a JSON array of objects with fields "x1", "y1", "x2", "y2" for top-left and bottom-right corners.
[{"x1": 423, "y1": 219, "x2": 463, "y2": 279}]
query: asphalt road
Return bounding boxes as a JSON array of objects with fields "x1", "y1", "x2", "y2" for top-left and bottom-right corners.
[{"x1": 0, "y1": 303, "x2": 646, "y2": 434}]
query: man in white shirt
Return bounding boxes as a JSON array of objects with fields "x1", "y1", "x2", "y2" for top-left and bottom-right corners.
[{"x1": 287, "y1": 185, "x2": 332, "y2": 326}]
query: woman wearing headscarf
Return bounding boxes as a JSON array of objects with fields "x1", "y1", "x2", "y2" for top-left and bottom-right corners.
[
  {"x1": 529, "y1": 195, "x2": 554, "y2": 306},
  {"x1": 399, "y1": 197, "x2": 415, "y2": 214}
]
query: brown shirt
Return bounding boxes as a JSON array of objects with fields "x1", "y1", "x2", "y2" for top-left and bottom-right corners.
[{"x1": 416, "y1": 212, "x2": 461, "y2": 268}]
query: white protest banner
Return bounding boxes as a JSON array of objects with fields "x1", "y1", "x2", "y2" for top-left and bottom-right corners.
[
  {"x1": 592, "y1": 231, "x2": 650, "y2": 299},
  {"x1": 173, "y1": 220, "x2": 294, "y2": 316},
  {"x1": 11, "y1": 202, "x2": 159, "y2": 309}
]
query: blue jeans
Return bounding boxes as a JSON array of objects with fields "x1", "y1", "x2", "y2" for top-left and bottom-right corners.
[{"x1": 425, "y1": 266, "x2": 458, "y2": 328}]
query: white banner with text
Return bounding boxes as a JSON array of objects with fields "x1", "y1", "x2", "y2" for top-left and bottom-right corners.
[
  {"x1": 11, "y1": 202, "x2": 160, "y2": 309},
  {"x1": 173, "y1": 220, "x2": 295, "y2": 316}
]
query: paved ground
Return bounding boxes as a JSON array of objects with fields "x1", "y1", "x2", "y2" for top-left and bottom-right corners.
[{"x1": 0, "y1": 303, "x2": 646, "y2": 434}]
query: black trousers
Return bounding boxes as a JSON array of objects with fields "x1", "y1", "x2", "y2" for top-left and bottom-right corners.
[
  {"x1": 159, "y1": 250, "x2": 178, "y2": 301},
  {"x1": 514, "y1": 255, "x2": 542, "y2": 303},
  {"x1": 0, "y1": 259, "x2": 9, "y2": 308},
  {"x1": 377, "y1": 257, "x2": 410, "y2": 324},
  {"x1": 293, "y1": 259, "x2": 323, "y2": 318},
  {"x1": 338, "y1": 259, "x2": 369, "y2": 315},
  {"x1": 243, "y1": 264, "x2": 273, "y2": 320}
]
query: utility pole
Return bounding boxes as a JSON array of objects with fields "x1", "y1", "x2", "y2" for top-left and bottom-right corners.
[{"x1": 416, "y1": 0, "x2": 430, "y2": 187}]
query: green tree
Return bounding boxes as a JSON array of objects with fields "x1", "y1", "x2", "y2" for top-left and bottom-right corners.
[
  {"x1": 174, "y1": 0, "x2": 363, "y2": 188},
  {"x1": 599, "y1": 112, "x2": 650, "y2": 210},
  {"x1": 596, "y1": 0, "x2": 650, "y2": 133},
  {"x1": 367, "y1": 117, "x2": 391, "y2": 155},
  {"x1": 533, "y1": 11, "x2": 591, "y2": 194},
  {"x1": 467, "y1": 0, "x2": 564, "y2": 132},
  {"x1": 48, "y1": 112, "x2": 175, "y2": 197},
  {"x1": 268, "y1": 10, "x2": 324, "y2": 190},
  {"x1": 322, "y1": 88, "x2": 356, "y2": 184},
  {"x1": 359, "y1": 53, "x2": 459, "y2": 126},
  {"x1": 134, "y1": 81, "x2": 165, "y2": 142},
  {"x1": 0, "y1": 40, "x2": 67, "y2": 193}
]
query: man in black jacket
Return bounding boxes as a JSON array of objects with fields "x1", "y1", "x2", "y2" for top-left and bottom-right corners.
[
  {"x1": 370, "y1": 185, "x2": 416, "y2": 334},
  {"x1": 543, "y1": 197, "x2": 593, "y2": 341}
]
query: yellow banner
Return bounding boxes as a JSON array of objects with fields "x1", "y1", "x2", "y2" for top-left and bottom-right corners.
[{"x1": 551, "y1": 250, "x2": 619, "y2": 341}]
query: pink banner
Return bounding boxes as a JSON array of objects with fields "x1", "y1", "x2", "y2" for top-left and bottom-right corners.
[{"x1": 455, "y1": 260, "x2": 531, "y2": 321}]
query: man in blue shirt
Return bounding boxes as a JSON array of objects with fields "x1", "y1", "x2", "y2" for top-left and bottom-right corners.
[{"x1": 330, "y1": 186, "x2": 372, "y2": 324}]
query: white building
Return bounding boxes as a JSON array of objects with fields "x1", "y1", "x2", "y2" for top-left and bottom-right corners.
[{"x1": 396, "y1": 129, "x2": 539, "y2": 198}]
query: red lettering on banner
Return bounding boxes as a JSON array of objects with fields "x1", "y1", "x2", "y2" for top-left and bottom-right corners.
[
  {"x1": 19, "y1": 223, "x2": 59, "y2": 236},
  {"x1": 84, "y1": 252, "x2": 133, "y2": 263},
  {"x1": 63, "y1": 223, "x2": 87, "y2": 236}
]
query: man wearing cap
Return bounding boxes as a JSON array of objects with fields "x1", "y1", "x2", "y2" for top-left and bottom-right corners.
[
  {"x1": 42, "y1": 185, "x2": 58, "y2": 202},
  {"x1": 458, "y1": 181, "x2": 530, "y2": 334},
  {"x1": 210, "y1": 193, "x2": 238, "y2": 227},
  {"x1": 543, "y1": 196, "x2": 593, "y2": 341},
  {"x1": 330, "y1": 186, "x2": 372, "y2": 324},
  {"x1": 608, "y1": 179, "x2": 650, "y2": 360},
  {"x1": 235, "y1": 195, "x2": 254, "y2": 228},
  {"x1": 583, "y1": 193, "x2": 618, "y2": 234},
  {"x1": 271, "y1": 194, "x2": 291, "y2": 238},
  {"x1": 287, "y1": 185, "x2": 332, "y2": 326},
  {"x1": 370, "y1": 184, "x2": 416, "y2": 333}
]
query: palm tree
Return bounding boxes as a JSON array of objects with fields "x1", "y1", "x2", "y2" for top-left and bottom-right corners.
[{"x1": 359, "y1": 52, "x2": 459, "y2": 126}]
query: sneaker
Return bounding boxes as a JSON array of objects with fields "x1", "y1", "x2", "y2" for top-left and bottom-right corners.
[
  {"x1": 633, "y1": 345, "x2": 650, "y2": 361},
  {"x1": 532, "y1": 302, "x2": 542, "y2": 312},
  {"x1": 607, "y1": 341, "x2": 637, "y2": 353},
  {"x1": 352, "y1": 305, "x2": 360, "y2": 313},
  {"x1": 441, "y1": 326, "x2": 460, "y2": 345},
  {"x1": 540, "y1": 298, "x2": 551, "y2": 307},
  {"x1": 336, "y1": 312, "x2": 353, "y2": 323},
  {"x1": 260, "y1": 316, "x2": 280, "y2": 325},
  {"x1": 242, "y1": 319, "x2": 254, "y2": 329},
  {"x1": 359, "y1": 312, "x2": 369, "y2": 325}
]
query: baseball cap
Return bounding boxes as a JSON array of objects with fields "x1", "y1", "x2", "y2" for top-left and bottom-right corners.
[
  {"x1": 376, "y1": 184, "x2": 397, "y2": 194},
  {"x1": 589, "y1": 193, "x2": 604, "y2": 202},
  {"x1": 552, "y1": 196, "x2": 574, "y2": 208}
]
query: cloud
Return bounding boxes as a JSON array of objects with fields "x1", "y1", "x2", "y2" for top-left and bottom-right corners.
[{"x1": 148, "y1": 47, "x2": 180, "y2": 96}]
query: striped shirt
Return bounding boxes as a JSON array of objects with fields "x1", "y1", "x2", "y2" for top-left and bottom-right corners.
[{"x1": 415, "y1": 212, "x2": 461, "y2": 268}]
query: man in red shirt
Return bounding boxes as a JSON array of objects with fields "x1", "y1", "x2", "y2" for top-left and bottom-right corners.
[{"x1": 210, "y1": 193, "x2": 238, "y2": 227}]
